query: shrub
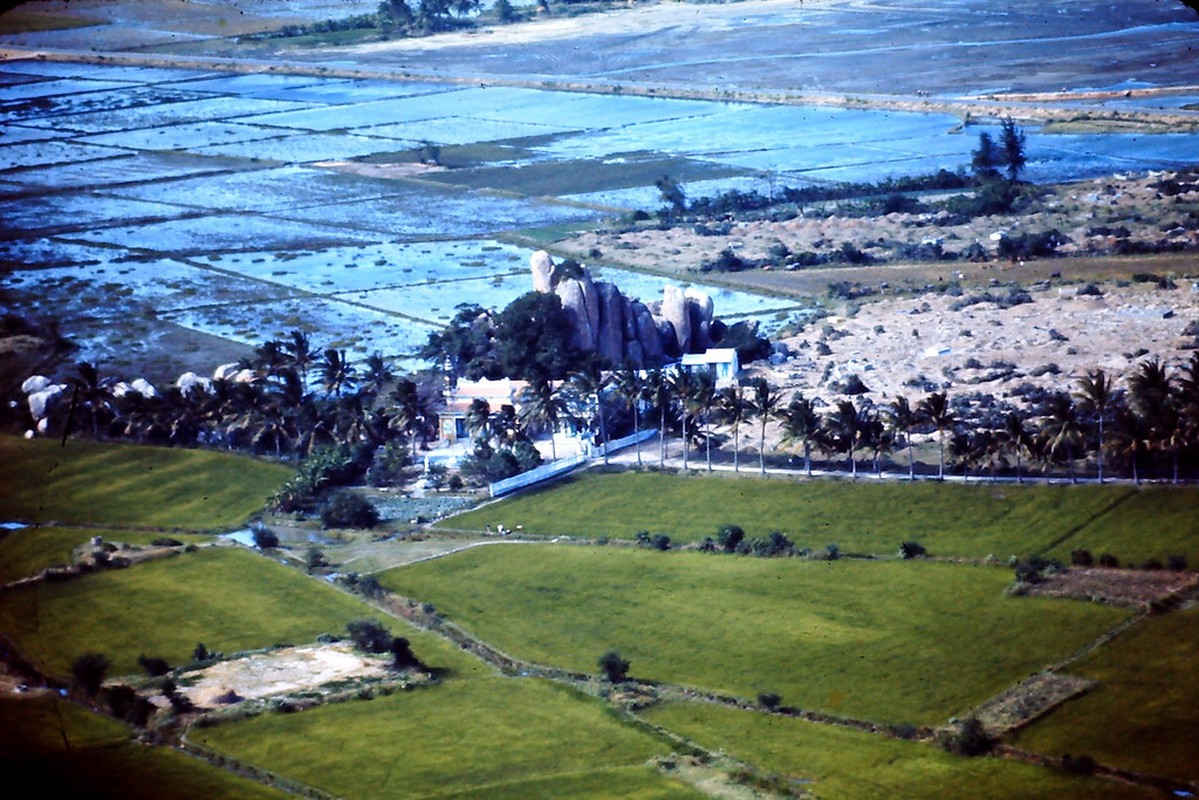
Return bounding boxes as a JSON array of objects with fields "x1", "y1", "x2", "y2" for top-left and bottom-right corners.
[
  {"x1": 105, "y1": 684, "x2": 153, "y2": 727},
  {"x1": 305, "y1": 545, "x2": 329, "y2": 573},
  {"x1": 367, "y1": 441, "x2": 412, "y2": 487},
  {"x1": 391, "y1": 637, "x2": 423, "y2": 670},
  {"x1": 137, "y1": 655, "x2": 171, "y2": 677},
  {"x1": 252, "y1": 527, "x2": 279, "y2": 549},
  {"x1": 598, "y1": 650, "x2": 630, "y2": 683},
  {"x1": 1098, "y1": 553, "x2": 1120, "y2": 568},
  {"x1": 717, "y1": 524, "x2": 745, "y2": 553},
  {"x1": 1070, "y1": 549, "x2": 1094, "y2": 567},
  {"x1": 938, "y1": 716, "x2": 994, "y2": 757},
  {"x1": 899, "y1": 541, "x2": 926, "y2": 560},
  {"x1": 1167, "y1": 554, "x2": 1189, "y2": 572},
  {"x1": 757, "y1": 692, "x2": 781, "y2": 711},
  {"x1": 1142, "y1": 558, "x2": 1163, "y2": 571},
  {"x1": 1061, "y1": 753, "x2": 1097, "y2": 776},
  {"x1": 346, "y1": 619, "x2": 391, "y2": 654},
  {"x1": 71, "y1": 652, "x2": 110, "y2": 698},
  {"x1": 320, "y1": 490, "x2": 379, "y2": 529},
  {"x1": 151, "y1": 537, "x2": 184, "y2": 547},
  {"x1": 651, "y1": 533, "x2": 672, "y2": 551},
  {"x1": 192, "y1": 642, "x2": 221, "y2": 663}
]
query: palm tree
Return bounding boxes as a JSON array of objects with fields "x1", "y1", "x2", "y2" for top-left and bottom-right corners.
[
  {"x1": 361, "y1": 352, "x2": 395, "y2": 400},
  {"x1": 778, "y1": 392, "x2": 820, "y2": 477},
  {"x1": 1075, "y1": 368, "x2": 1115, "y2": 483},
  {"x1": 1001, "y1": 410, "x2": 1033, "y2": 484},
  {"x1": 519, "y1": 375, "x2": 573, "y2": 461},
  {"x1": 916, "y1": 391, "x2": 955, "y2": 481},
  {"x1": 688, "y1": 372, "x2": 718, "y2": 471},
  {"x1": 1039, "y1": 391, "x2": 1085, "y2": 483},
  {"x1": 613, "y1": 362, "x2": 646, "y2": 467},
  {"x1": 886, "y1": 395, "x2": 918, "y2": 480},
  {"x1": 825, "y1": 399, "x2": 864, "y2": 478},
  {"x1": 1127, "y1": 358, "x2": 1178, "y2": 481},
  {"x1": 746, "y1": 377, "x2": 781, "y2": 475},
  {"x1": 570, "y1": 361, "x2": 610, "y2": 463},
  {"x1": 669, "y1": 370, "x2": 697, "y2": 470},
  {"x1": 390, "y1": 378, "x2": 424, "y2": 458},
  {"x1": 283, "y1": 329, "x2": 319, "y2": 385},
  {"x1": 71, "y1": 361, "x2": 114, "y2": 439},
  {"x1": 465, "y1": 398, "x2": 492, "y2": 443},
  {"x1": 716, "y1": 383, "x2": 747, "y2": 473},
  {"x1": 319, "y1": 349, "x2": 356, "y2": 399},
  {"x1": 644, "y1": 368, "x2": 673, "y2": 467},
  {"x1": 1109, "y1": 405, "x2": 1151, "y2": 483}
]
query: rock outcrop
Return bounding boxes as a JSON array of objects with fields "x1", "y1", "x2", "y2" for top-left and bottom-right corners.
[{"x1": 528, "y1": 250, "x2": 716, "y2": 368}]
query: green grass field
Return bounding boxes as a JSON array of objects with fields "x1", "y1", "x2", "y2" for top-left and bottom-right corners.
[
  {"x1": 0, "y1": 695, "x2": 289, "y2": 800},
  {"x1": 379, "y1": 545, "x2": 1128, "y2": 725},
  {"x1": 1047, "y1": 486, "x2": 1199, "y2": 568},
  {"x1": 194, "y1": 677, "x2": 703, "y2": 799},
  {"x1": 0, "y1": 436, "x2": 293, "y2": 531},
  {"x1": 0, "y1": 547, "x2": 411, "y2": 679},
  {"x1": 0, "y1": 527, "x2": 214, "y2": 585},
  {"x1": 441, "y1": 472, "x2": 1138, "y2": 558},
  {"x1": 642, "y1": 702, "x2": 1157, "y2": 799},
  {"x1": 1011, "y1": 608, "x2": 1199, "y2": 783}
]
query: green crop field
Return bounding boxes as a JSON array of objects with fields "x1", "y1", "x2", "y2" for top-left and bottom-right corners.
[
  {"x1": 0, "y1": 527, "x2": 214, "y2": 585},
  {"x1": 0, "y1": 436, "x2": 293, "y2": 531},
  {"x1": 1046, "y1": 486, "x2": 1199, "y2": 568},
  {"x1": 194, "y1": 677, "x2": 702, "y2": 799},
  {"x1": 642, "y1": 702, "x2": 1157, "y2": 799},
  {"x1": 1011, "y1": 608, "x2": 1199, "y2": 783},
  {"x1": 0, "y1": 546, "x2": 401, "y2": 679},
  {"x1": 380, "y1": 545, "x2": 1128, "y2": 725},
  {"x1": 442, "y1": 472, "x2": 1137, "y2": 558},
  {"x1": 0, "y1": 695, "x2": 289, "y2": 800}
]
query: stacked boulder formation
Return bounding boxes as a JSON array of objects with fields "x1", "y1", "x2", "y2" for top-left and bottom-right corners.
[{"x1": 530, "y1": 250, "x2": 715, "y2": 368}]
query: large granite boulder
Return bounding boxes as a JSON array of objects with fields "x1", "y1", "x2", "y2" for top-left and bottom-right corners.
[
  {"x1": 596, "y1": 282, "x2": 625, "y2": 365},
  {"x1": 661, "y1": 284, "x2": 691, "y2": 355},
  {"x1": 530, "y1": 250, "x2": 556, "y2": 294}
]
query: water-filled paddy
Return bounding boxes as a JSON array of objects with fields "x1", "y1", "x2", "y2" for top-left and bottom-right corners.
[{"x1": 2, "y1": 58, "x2": 1196, "y2": 379}]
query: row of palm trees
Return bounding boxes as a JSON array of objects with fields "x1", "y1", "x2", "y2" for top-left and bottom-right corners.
[
  {"x1": 23, "y1": 327, "x2": 1199, "y2": 484},
  {"x1": 574, "y1": 354, "x2": 1199, "y2": 484}
]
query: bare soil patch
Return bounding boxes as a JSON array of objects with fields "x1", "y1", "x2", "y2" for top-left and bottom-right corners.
[
  {"x1": 972, "y1": 672, "x2": 1096, "y2": 736},
  {"x1": 181, "y1": 642, "x2": 389, "y2": 709},
  {"x1": 1025, "y1": 568, "x2": 1199, "y2": 607}
]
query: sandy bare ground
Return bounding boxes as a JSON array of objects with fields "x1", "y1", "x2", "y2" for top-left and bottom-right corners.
[
  {"x1": 1025, "y1": 567, "x2": 1199, "y2": 607},
  {"x1": 181, "y1": 642, "x2": 389, "y2": 709}
]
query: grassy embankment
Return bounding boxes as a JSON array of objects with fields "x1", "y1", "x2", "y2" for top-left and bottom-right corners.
[
  {"x1": 439, "y1": 471, "x2": 1199, "y2": 564},
  {"x1": 379, "y1": 546, "x2": 1127, "y2": 726}
]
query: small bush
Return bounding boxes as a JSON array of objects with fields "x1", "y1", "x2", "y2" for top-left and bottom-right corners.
[
  {"x1": 252, "y1": 527, "x2": 279, "y2": 549},
  {"x1": 71, "y1": 652, "x2": 110, "y2": 698},
  {"x1": 1098, "y1": 553, "x2": 1120, "y2": 568},
  {"x1": 1142, "y1": 558, "x2": 1163, "y2": 571},
  {"x1": 598, "y1": 650, "x2": 630, "y2": 683},
  {"x1": 321, "y1": 490, "x2": 379, "y2": 529},
  {"x1": 1070, "y1": 549, "x2": 1094, "y2": 567},
  {"x1": 1061, "y1": 753, "x2": 1097, "y2": 776},
  {"x1": 651, "y1": 533, "x2": 672, "y2": 551},
  {"x1": 757, "y1": 692, "x2": 781, "y2": 711},
  {"x1": 938, "y1": 716, "x2": 994, "y2": 757},
  {"x1": 899, "y1": 541, "x2": 926, "y2": 560},
  {"x1": 1167, "y1": 554, "x2": 1189, "y2": 572},
  {"x1": 151, "y1": 537, "x2": 184, "y2": 547},
  {"x1": 717, "y1": 525, "x2": 745, "y2": 553},
  {"x1": 346, "y1": 619, "x2": 391, "y2": 654},
  {"x1": 137, "y1": 655, "x2": 171, "y2": 677}
]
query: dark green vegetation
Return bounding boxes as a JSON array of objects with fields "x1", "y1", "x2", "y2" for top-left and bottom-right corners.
[
  {"x1": 195, "y1": 678, "x2": 703, "y2": 799},
  {"x1": 0, "y1": 526, "x2": 211, "y2": 585},
  {"x1": 1013, "y1": 609, "x2": 1199, "y2": 783},
  {"x1": 0, "y1": 436, "x2": 292, "y2": 530},
  {"x1": 643, "y1": 702, "x2": 1156, "y2": 799},
  {"x1": 442, "y1": 471, "x2": 1199, "y2": 565},
  {"x1": 0, "y1": 695, "x2": 289, "y2": 800},
  {"x1": 380, "y1": 547, "x2": 1127, "y2": 725}
]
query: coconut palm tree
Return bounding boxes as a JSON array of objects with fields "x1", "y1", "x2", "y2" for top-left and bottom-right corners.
[
  {"x1": 283, "y1": 329, "x2": 319, "y2": 385},
  {"x1": 688, "y1": 371, "x2": 718, "y2": 471},
  {"x1": 779, "y1": 392, "x2": 821, "y2": 477},
  {"x1": 465, "y1": 398, "x2": 492, "y2": 444},
  {"x1": 716, "y1": 383, "x2": 747, "y2": 473},
  {"x1": 886, "y1": 395, "x2": 919, "y2": 480},
  {"x1": 746, "y1": 377, "x2": 781, "y2": 475},
  {"x1": 71, "y1": 361, "x2": 115, "y2": 439},
  {"x1": 1001, "y1": 410, "x2": 1033, "y2": 484},
  {"x1": 361, "y1": 352, "x2": 395, "y2": 400},
  {"x1": 1127, "y1": 358, "x2": 1178, "y2": 481},
  {"x1": 319, "y1": 349, "x2": 356, "y2": 399},
  {"x1": 613, "y1": 362, "x2": 647, "y2": 467},
  {"x1": 1039, "y1": 391, "x2": 1086, "y2": 483},
  {"x1": 669, "y1": 369, "x2": 697, "y2": 470},
  {"x1": 824, "y1": 399, "x2": 865, "y2": 479},
  {"x1": 519, "y1": 375, "x2": 573, "y2": 461},
  {"x1": 569, "y1": 360, "x2": 610, "y2": 463},
  {"x1": 1075, "y1": 368, "x2": 1116, "y2": 483},
  {"x1": 1109, "y1": 405, "x2": 1151, "y2": 483},
  {"x1": 644, "y1": 368, "x2": 674, "y2": 467},
  {"x1": 389, "y1": 378, "x2": 424, "y2": 458},
  {"x1": 916, "y1": 391, "x2": 955, "y2": 481}
]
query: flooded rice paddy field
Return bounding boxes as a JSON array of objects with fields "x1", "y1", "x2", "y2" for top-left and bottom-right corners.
[{"x1": 2, "y1": 58, "x2": 1198, "y2": 380}]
